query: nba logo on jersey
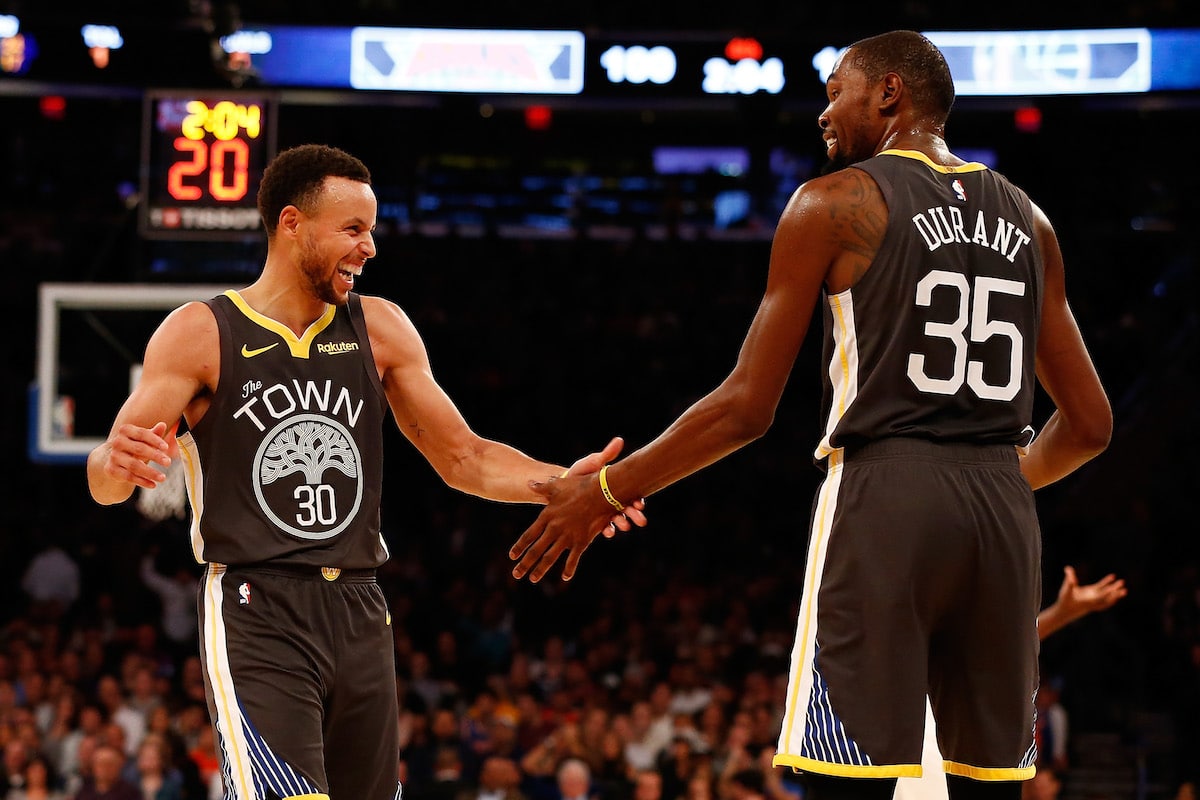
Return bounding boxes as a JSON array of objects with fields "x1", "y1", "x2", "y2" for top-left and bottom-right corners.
[
  {"x1": 951, "y1": 179, "x2": 967, "y2": 202},
  {"x1": 239, "y1": 582, "x2": 252, "y2": 605}
]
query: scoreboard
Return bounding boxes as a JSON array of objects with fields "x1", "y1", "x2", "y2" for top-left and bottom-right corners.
[
  {"x1": 219, "y1": 25, "x2": 1195, "y2": 99},
  {"x1": 139, "y1": 90, "x2": 276, "y2": 240},
  {"x1": 220, "y1": 26, "x2": 803, "y2": 101}
]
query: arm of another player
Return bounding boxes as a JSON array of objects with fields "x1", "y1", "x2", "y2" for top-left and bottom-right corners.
[
  {"x1": 1019, "y1": 203, "x2": 1113, "y2": 490},
  {"x1": 87, "y1": 302, "x2": 217, "y2": 506},
  {"x1": 510, "y1": 173, "x2": 850, "y2": 582},
  {"x1": 363, "y1": 295, "x2": 643, "y2": 522},
  {"x1": 1037, "y1": 565, "x2": 1127, "y2": 640}
]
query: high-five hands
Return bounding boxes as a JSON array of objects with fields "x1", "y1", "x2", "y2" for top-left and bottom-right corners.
[{"x1": 512, "y1": 437, "x2": 645, "y2": 583}]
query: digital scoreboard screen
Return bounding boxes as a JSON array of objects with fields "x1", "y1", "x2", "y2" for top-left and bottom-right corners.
[{"x1": 139, "y1": 91, "x2": 276, "y2": 240}]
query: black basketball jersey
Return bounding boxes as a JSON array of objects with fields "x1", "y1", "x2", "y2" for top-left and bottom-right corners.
[
  {"x1": 814, "y1": 150, "x2": 1043, "y2": 460},
  {"x1": 178, "y1": 290, "x2": 390, "y2": 568}
]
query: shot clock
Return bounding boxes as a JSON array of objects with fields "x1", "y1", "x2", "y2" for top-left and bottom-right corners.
[{"x1": 139, "y1": 90, "x2": 276, "y2": 240}]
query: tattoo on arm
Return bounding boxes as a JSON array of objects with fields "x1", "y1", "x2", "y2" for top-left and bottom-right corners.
[
  {"x1": 409, "y1": 421, "x2": 425, "y2": 438},
  {"x1": 830, "y1": 169, "x2": 886, "y2": 284}
]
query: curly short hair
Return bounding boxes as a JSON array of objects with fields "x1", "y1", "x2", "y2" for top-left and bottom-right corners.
[
  {"x1": 257, "y1": 144, "x2": 371, "y2": 236},
  {"x1": 845, "y1": 30, "x2": 956, "y2": 126}
]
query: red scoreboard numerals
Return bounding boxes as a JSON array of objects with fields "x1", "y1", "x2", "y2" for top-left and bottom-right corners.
[
  {"x1": 167, "y1": 137, "x2": 250, "y2": 201},
  {"x1": 167, "y1": 100, "x2": 259, "y2": 203},
  {"x1": 167, "y1": 139, "x2": 205, "y2": 201}
]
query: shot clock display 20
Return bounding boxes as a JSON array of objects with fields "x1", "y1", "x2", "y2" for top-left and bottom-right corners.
[{"x1": 139, "y1": 91, "x2": 276, "y2": 240}]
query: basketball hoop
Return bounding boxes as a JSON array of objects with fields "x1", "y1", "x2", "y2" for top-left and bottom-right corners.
[{"x1": 136, "y1": 457, "x2": 189, "y2": 522}]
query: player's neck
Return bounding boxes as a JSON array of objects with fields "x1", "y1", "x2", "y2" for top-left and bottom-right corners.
[
  {"x1": 238, "y1": 273, "x2": 329, "y2": 336},
  {"x1": 877, "y1": 129, "x2": 962, "y2": 166}
]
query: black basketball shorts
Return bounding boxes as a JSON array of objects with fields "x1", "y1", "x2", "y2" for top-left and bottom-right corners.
[
  {"x1": 198, "y1": 563, "x2": 402, "y2": 800},
  {"x1": 773, "y1": 438, "x2": 1040, "y2": 781}
]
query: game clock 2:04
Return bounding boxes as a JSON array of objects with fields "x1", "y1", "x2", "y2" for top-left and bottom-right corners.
[{"x1": 140, "y1": 91, "x2": 276, "y2": 239}]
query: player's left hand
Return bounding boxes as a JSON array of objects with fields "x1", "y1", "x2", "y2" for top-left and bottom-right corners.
[
  {"x1": 560, "y1": 437, "x2": 647, "y2": 533},
  {"x1": 512, "y1": 442, "x2": 645, "y2": 583}
]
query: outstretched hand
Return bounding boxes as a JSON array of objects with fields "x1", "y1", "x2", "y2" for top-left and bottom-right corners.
[
  {"x1": 1056, "y1": 565, "x2": 1127, "y2": 618},
  {"x1": 511, "y1": 437, "x2": 645, "y2": 583},
  {"x1": 1038, "y1": 564, "x2": 1127, "y2": 639}
]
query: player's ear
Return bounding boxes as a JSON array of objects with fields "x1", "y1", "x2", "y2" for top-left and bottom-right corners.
[
  {"x1": 277, "y1": 205, "x2": 303, "y2": 237},
  {"x1": 880, "y1": 72, "x2": 903, "y2": 112}
]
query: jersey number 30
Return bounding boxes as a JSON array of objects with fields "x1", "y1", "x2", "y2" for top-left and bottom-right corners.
[{"x1": 906, "y1": 270, "x2": 1026, "y2": 402}]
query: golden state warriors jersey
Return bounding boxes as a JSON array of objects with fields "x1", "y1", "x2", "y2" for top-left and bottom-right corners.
[
  {"x1": 815, "y1": 150, "x2": 1043, "y2": 460},
  {"x1": 179, "y1": 290, "x2": 390, "y2": 568}
]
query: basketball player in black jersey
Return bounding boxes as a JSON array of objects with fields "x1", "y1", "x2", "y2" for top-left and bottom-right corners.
[
  {"x1": 510, "y1": 30, "x2": 1112, "y2": 800},
  {"x1": 86, "y1": 144, "x2": 643, "y2": 800}
]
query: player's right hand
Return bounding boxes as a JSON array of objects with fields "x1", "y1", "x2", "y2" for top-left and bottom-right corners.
[{"x1": 102, "y1": 421, "x2": 176, "y2": 490}]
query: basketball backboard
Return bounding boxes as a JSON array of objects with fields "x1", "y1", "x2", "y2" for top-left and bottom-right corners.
[{"x1": 32, "y1": 283, "x2": 232, "y2": 464}]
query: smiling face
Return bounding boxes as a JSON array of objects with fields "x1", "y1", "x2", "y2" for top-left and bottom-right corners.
[
  {"x1": 818, "y1": 48, "x2": 884, "y2": 171},
  {"x1": 295, "y1": 176, "x2": 377, "y2": 306}
]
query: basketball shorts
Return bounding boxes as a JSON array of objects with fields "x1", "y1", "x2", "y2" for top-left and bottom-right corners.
[
  {"x1": 773, "y1": 438, "x2": 1041, "y2": 782},
  {"x1": 198, "y1": 563, "x2": 402, "y2": 800}
]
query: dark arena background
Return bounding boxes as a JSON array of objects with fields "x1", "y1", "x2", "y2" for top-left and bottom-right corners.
[{"x1": 2, "y1": 1, "x2": 1198, "y2": 799}]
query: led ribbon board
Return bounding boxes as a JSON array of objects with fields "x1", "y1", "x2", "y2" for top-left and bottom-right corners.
[
  {"x1": 348, "y1": 27, "x2": 584, "y2": 93},
  {"x1": 925, "y1": 29, "x2": 1153, "y2": 95}
]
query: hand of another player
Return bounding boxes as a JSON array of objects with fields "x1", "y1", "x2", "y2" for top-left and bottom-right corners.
[
  {"x1": 1055, "y1": 565, "x2": 1127, "y2": 620},
  {"x1": 561, "y1": 437, "x2": 647, "y2": 533},
  {"x1": 102, "y1": 421, "x2": 179, "y2": 490},
  {"x1": 512, "y1": 439, "x2": 646, "y2": 583}
]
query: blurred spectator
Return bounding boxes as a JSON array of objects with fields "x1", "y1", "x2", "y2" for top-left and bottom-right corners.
[
  {"x1": 631, "y1": 770, "x2": 663, "y2": 800},
  {"x1": 2, "y1": 740, "x2": 32, "y2": 796},
  {"x1": 658, "y1": 735, "x2": 703, "y2": 800},
  {"x1": 56, "y1": 705, "x2": 105, "y2": 791},
  {"x1": 136, "y1": 554, "x2": 197, "y2": 659},
  {"x1": 1033, "y1": 677, "x2": 1069, "y2": 771},
  {"x1": 143, "y1": 706, "x2": 204, "y2": 799},
  {"x1": 426, "y1": 745, "x2": 469, "y2": 800},
  {"x1": 121, "y1": 734, "x2": 183, "y2": 800},
  {"x1": 461, "y1": 688, "x2": 501, "y2": 774},
  {"x1": 93, "y1": 678, "x2": 143, "y2": 758},
  {"x1": 684, "y1": 772, "x2": 715, "y2": 800},
  {"x1": 124, "y1": 667, "x2": 161, "y2": 723},
  {"x1": 623, "y1": 701, "x2": 669, "y2": 773},
  {"x1": 72, "y1": 744, "x2": 139, "y2": 800},
  {"x1": 554, "y1": 758, "x2": 595, "y2": 800},
  {"x1": 410, "y1": 651, "x2": 448, "y2": 713},
  {"x1": 8, "y1": 753, "x2": 67, "y2": 800},
  {"x1": 667, "y1": 660, "x2": 712, "y2": 717},
  {"x1": 458, "y1": 755, "x2": 527, "y2": 800},
  {"x1": 521, "y1": 720, "x2": 589, "y2": 797},
  {"x1": 186, "y1": 726, "x2": 221, "y2": 800},
  {"x1": 723, "y1": 769, "x2": 764, "y2": 800},
  {"x1": 20, "y1": 545, "x2": 80, "y2": 625}
]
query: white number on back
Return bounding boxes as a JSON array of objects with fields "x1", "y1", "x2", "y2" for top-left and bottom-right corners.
[{"x1": 906, "y1": 270, "x2": 1026, "y2": 401}]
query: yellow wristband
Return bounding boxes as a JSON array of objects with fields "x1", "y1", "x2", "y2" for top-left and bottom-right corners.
[{"x1": 598, "y1": 465, "x2": 626, "y2": 511}]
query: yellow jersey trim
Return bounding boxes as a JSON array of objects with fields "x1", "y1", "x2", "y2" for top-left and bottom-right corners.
[
  {"x1": 778, "y1": 449, "x2": 843, "y2": 746},
  {"x1": 944, "y1": 761, "x2": 1035, "y2": 781},
  {"x1": 224, "y1": 289, "x2": 337, "y2": 359},
  {"x1": 773, "y1": 753, "x2": 922, "y2": 779},
  {"x1": 282, "y1": 795, "x2": 330, "y2": 800},
  {"x1": 878, "y1": 149, "x2": 990, "y2": 174}
]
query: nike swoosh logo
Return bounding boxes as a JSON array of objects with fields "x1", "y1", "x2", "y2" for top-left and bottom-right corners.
[{"x1": 240, "y1": 343, "x2": 279, "y2": 358}]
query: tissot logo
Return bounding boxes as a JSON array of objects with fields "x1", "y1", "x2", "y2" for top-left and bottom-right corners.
[{"x1": 317, "y1": 341, "x2": 359, "y2": 355}]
